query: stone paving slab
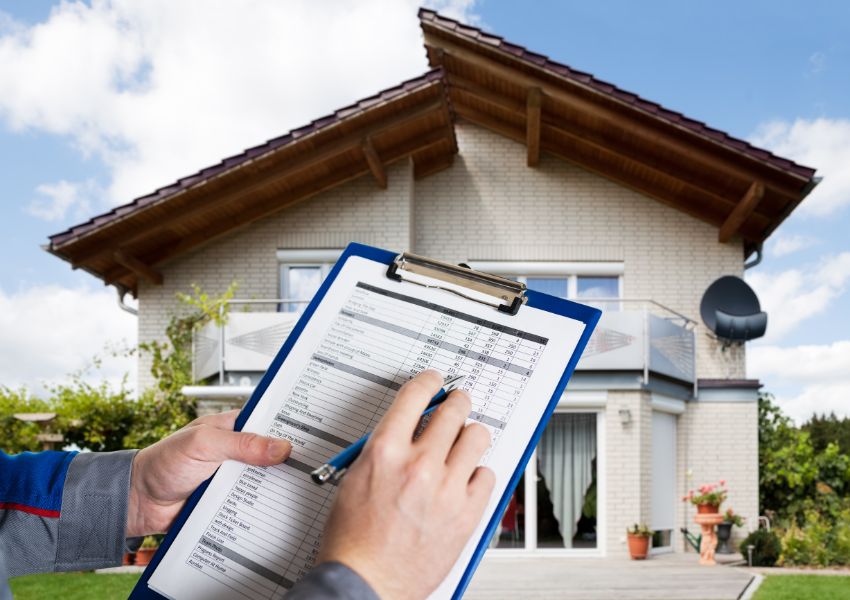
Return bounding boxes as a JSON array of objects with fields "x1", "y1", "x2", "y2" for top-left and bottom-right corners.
[{"x1": 463, "y1": 554, "x2": 755, "y2": 600}]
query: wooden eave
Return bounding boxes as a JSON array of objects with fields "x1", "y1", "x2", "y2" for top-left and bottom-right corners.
[
  {"x1": 420, "y1": 10, "x2": 818, "y2": 255},
  {"x1": 47, "y1": 71, "x2": 457, "y2": 296}
]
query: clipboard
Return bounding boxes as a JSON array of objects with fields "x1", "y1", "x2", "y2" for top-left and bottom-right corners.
[{"x1": 131, "y1": 242, "x2": 600, "y2": 600}]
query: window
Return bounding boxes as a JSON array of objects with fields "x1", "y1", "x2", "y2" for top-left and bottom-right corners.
[
  {"x1": 492, "y1": 411, "x2": 602, "y2": 553},
  {"x1": 277, "y1": 249, "x2": 342, "y2": 312},
  {"x1": 469, "y1": 262, "x2": 623, "y2": 306}
]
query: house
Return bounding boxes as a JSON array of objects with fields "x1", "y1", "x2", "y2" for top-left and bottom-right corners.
[{"x1": 46, "y1": 10, "x2": 817, "y2": 559}]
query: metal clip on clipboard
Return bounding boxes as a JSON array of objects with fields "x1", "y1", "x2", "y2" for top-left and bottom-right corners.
[{"x1": 386, "y1": 252, "x2": 528, "y2": 315}]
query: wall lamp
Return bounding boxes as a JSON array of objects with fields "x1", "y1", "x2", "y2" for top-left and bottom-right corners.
[{"x1": 618, "y1": 408, "x2": 632, "y2": 426}]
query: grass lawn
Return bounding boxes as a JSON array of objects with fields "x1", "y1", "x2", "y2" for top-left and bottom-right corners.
[
  {"x1": 9, "y1": 572, "x2": 141, "y2": 600},
  {"x1": 753, "y1": 574, "x2": 850, "y2": 600}
]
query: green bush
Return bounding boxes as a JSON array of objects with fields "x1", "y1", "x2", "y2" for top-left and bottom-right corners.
[
  {"x1": 834, "y1": 509, "x2": 850, "y2": 565},
  {"x1": 0, "y1": 388, "x2": 50, "y2": 453},
  {"x1": 780, "y1": 510, "x2": 833, "y2": 566},
  {"x1": 740, "y1": 528, "x2": 781, "y2": 566}
]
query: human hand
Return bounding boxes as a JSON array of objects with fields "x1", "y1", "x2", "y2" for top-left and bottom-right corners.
[
  {"x1": 318, "y1": 370, "x2": 496, "y2": 599},
  {"x1": 126, "y1": 410, "x2": 292, "y2": 537}
]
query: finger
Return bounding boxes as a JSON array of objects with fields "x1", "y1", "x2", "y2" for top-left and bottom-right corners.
[
  {"x1": 445, "y1": 422, "x2": 491, "y2": 478},
  {"x1": 372, "y1": 369, "x2": 443, "y2": 442},
  {"x1": 187, "y1": 410, "x2": 240, "y2": 430},
  {"x1": 189, "y1": 426, "x2": 291, "y2": 466},
  {"x1": 415, "y1": 390, "x2": 472, "y2": 461},
  {"x1": 467, "y1": 466, "x2": 496, "y2": 510}
]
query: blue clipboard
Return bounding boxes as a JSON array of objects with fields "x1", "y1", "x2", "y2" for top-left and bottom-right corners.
[{"x1": 130, "y1": 241, "x2": 600, "y2": 600}]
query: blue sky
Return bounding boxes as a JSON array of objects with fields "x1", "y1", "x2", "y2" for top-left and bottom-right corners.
[{"x1": 0, "y1": 0, "x2": 848, "y2": 421}]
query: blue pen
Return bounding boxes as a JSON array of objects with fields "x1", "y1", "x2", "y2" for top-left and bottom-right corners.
[{"x1": 310, "y1": 374, "x2": 467, "y2": 485}]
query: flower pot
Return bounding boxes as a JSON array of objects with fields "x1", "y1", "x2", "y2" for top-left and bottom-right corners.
[
  {"x1": 135, "y1": 547, "x2": 158, "y2": 567},
  {"x1": 716, "y1": 522, "x2": 734, "y2": 554},
  {"x1": 122, "y1": 551, "x2": 135, "y2": 566},
  {"x1": 696, "y1": 503, "x2": 720, "y2": 514},
  {"x1": 627, "y1": 533, "x2": 651, "y2": 560}
]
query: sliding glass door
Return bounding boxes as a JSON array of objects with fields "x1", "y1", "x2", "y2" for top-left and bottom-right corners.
[{"x1": 493, "y1": 410, "x2": 603, "y2": 554}]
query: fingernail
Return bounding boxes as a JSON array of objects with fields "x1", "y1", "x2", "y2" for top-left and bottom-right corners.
[{"x1": 267, "y1": 439, "x2": 291, "y2": 462}]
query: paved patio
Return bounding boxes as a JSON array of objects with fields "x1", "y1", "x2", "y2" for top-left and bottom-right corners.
[{"x1": 463, "y1": 553, "x2": 756, "y2": 600}]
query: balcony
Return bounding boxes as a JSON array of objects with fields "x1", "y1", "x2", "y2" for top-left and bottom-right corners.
[{"x1": 188, "y1": 298, "x2": 696, "y2": 398}]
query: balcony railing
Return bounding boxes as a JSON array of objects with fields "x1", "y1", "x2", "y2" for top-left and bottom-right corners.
[{"x1": 191, "y1": 297, "x2": 696, "y2": 391}]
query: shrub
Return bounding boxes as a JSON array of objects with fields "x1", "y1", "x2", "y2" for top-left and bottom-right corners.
[
  {"x1": 834, "y1": 509, "x2": 850, "y2": 565},
  {"x1": 739, "y1": 528, "x2": 781, "y2": 566},
  {"x1": 780, "y1": 510, "x2": 832, "y2": 566},
  {"x1": 0, "y1": 388, "x2": 50, "y2": 453}
]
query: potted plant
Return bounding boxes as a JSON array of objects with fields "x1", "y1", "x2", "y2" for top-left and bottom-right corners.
[
  {"x1": 716, "y1": 507, "x2": 745, "y2": 554},
  {"x1": 626, "y1": 523, "x2": 652, "y2": 560},
  {"x1": 135, "y1": 535, "x2": 160, "y2": 567},
  {"x1": 682, "y1": 479, "x2": 728, "y2": 513}
]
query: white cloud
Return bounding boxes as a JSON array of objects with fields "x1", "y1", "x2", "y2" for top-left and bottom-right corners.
[
  {"x1": 750, "y1": 117, "x2": 850, "y2": 216},
  {"x1": 768, "y1": 233, "x2": 817, "y2": 258},
  {"x1": 747, "y1": 252, "x2": 850, "y2": 342},
  {"x1": 749, "y1": 341, "x2": 850, "y2": 384},
  {"x1": 0, "y1": 284, "x2": 136, "y2": 396},
  {"x1": 0, "y1": 0, "x2": 480, "y2": 208},
  {"x1": 749, "y1": 341, "x2": 850, "y2": 423},
  {"x1": 26, "y1": 179, "x2": 98, "y2": 221}
]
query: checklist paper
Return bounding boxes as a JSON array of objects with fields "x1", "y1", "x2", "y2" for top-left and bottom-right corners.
[{"x1": 148, "y1": 255, "x2": 586, "y2": 600}]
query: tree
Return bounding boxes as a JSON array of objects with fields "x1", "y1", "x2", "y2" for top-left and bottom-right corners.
[
  {"x1": 759, "y1": 394, "x2": 850, "y2": 524},
  {"x1": 803, "y1": 412, "x2": 850, "y2": 456}
]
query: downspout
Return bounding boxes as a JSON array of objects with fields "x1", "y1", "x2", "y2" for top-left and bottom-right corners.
[
  {"x1": 744, "y1": 243, "x2": 763, "y2": 270},
  {"x1": 117, "y1": 287, "x2": 138, "y2": 316}
]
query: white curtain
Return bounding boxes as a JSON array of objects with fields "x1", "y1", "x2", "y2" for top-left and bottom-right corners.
[{"x1": 538, "y1": 413, "x2": 596, "y2": 547}]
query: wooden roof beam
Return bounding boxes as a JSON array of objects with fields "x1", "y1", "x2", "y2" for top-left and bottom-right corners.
[
  {"x1": 112, "y1": 250, "x2": 163, "y2": 285},
  {"x1": 526, "y1": 87, "x2": 542, "y2": 167},
  {"x1": 719, "y1": 182, "x2": 765, "y2": 243},
  {"x1": 361, "y1": 137, "x2": 387, "y2": 189}
]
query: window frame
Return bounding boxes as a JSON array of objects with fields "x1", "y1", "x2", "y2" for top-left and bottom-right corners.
[
  {"x1": 277, "y1": 249, "x2": 343, "y2": 312},
  {"x1": 467, "y1": 261, "x2": 624, "y2": 301}
]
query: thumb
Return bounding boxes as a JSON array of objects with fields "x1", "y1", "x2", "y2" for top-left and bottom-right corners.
[{"x1": 205, "y1": 428, "x2": 292, "y2": 466}]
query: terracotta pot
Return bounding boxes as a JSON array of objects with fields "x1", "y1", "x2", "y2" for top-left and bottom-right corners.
[
  {"x1": 627, "y1": 533, "x2": 651, "y2": 560},
  {"x1": 122, "y1": 552, "x2": 135, "y2": 566},
  {"x1": 696, "y1": 503, "x2": 720, "y2": 514},
  {"x1": 135, "y1": 547, "x2": 158, "y2": 567}
]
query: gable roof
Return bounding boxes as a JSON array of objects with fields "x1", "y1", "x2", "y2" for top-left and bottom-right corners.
[
  {"x1": 47, "y1": 10, "x2": 817, "y2": 295},
  {"x1": 47, "y1": 69, "x2": 456, "y2": 292}
]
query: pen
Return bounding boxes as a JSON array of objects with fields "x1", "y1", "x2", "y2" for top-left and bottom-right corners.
[{"x1": 310, "y1": 374, "x2": 467, "y2": 485}]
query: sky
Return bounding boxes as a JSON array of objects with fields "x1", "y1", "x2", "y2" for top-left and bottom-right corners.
[{"x1": 0, "y1": 0, "x2": 847, "y2": 422}]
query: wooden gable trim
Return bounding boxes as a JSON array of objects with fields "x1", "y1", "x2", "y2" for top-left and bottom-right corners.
[
  {"x1": 424, "y1": 33, "x2": 803, "y2": 204},
  {"x1": 71, "y1": 98, "x2": 444, "y2": 266}
]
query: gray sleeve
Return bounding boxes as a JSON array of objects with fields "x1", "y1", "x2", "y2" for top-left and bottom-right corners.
[
  {"x1": 55, "y1": 450, "x2": 136, "y2": 572},
  {"x1": 285, "y1": 562, "x2": 380, "y2": 600},
  {"x1": 0, "y1": 450, "x2": 136, "y2": 578}
]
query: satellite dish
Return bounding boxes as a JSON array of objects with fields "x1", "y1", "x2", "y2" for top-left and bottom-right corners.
[{"x1": 700, "y1": 275, "x2": 767, "y2": 342}]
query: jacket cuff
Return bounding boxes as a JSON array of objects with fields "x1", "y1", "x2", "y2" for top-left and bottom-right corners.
[
  {"x1": 55, "y1": 450, "x2": 137, "y2": 572},
  {"x1": 285, "y1": 561, "x2": 380, "y2": 600}
]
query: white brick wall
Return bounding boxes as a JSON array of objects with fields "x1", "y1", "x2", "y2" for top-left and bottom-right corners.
[
  {"x1": 604, "y1": 391, "x2": 653, "y2": 555},
  {"x1": 678, "y1": 400, "x2": 759, "y2": 552}
]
